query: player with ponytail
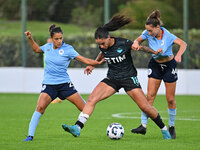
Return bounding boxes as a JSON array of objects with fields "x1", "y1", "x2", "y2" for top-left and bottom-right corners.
[
  {"x1": 22, "y1": 24, "x2": 104, "y2": 141},
  {"x1": 62, "y1": 15, "x2": 171, "y2": 140},
  {"x1": 131, "y1": 10, "x2": 187, "y2": 139}
]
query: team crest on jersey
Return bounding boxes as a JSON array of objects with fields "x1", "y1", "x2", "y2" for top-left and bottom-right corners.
[
  {"x1": 117, "y1": 48, "x2": 123, "y2": 53},
  {"x1": 59, "y1": 49, "x2": 64, "y2": 55},
  {"x1": 161, "y1": 40, "x2": 164, "y2": 46}
]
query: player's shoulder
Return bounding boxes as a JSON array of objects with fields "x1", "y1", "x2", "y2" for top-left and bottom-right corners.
[
  {"x1": 61, "y1": 42, "x2": 74, "y2": 50},
  {"x1": 115, "y1": 37, "x2": 128, "y2": 41},
  {"x1": 43, "y1": 42, "x2": 52, "y2": 46},
  {"x1": 142, "y1": 29, "x2": 148, "y2": 35},
  {"x1": 161, "y1": 27, "x2": 176, "y2": 39},
  {"x1": 115, "y1": 37, "x2": 132, "y2": 44},
  {"x1": 161, "y1": 27, "x2": 171, "y2": 34},
  {"x1": 40, "y1": 42, "x2": 52, "y2": 49}
]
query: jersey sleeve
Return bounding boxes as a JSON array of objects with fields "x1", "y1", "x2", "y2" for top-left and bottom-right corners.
[
  {"x1": 40, "y1": 43, "x2": 49, "y2": 53},
  {"x1": 162, "y1": 32, "x2": 178, "y2": 54},
  {"x1": 141, "y1": 30, "x2": 148, "y2": 40},
  {"x1": 169, "y1": 33, "x2": 178, "y2": 45},
  {"x1": 125, "y1": 39, "x2": 133, "y2": 49},
  {"x1": 67, "y1": 45, "x2": 79, "y2": 59}
]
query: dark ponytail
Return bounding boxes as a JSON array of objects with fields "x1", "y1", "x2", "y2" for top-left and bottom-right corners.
[
  {"x1": 95, "y1": 15, "x2": 132, "y2": 39},
  {"x1": 146, "y1": 10, "x2": 163, "y2": 27},
  {"x1": 49, "y1": 24, "x2": 63, "y2": 37}
]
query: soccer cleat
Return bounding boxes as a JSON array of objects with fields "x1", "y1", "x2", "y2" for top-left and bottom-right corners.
[
  {"x1": 22, "y1": 136, "x2": 33, "y2": 141},
  {"x1": 169, "y1": 126, "x2": 176, "y2": 139},
  {"x1": 131, "y1": 124, "x2": 146, "y2": 135},
  {"x1": 62, "y1": 124, "x2": 80, "y2": 137},
  {"x1": 161, "y1": 130, "x2": 171, "y2": 139}
]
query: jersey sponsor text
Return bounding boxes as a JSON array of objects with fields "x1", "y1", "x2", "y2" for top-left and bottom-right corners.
[{"x1": 105, "y1": 54, "x2": 126, "y2": 64}]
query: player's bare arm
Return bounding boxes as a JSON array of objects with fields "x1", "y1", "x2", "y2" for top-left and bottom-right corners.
[
  {"x1": 84, "y1": 52, "x2": 105, "y2": 75},
  {"x1": 24, "y1": 31, "x2": 43, "y2": 53},
  {"x1": 75, "y1": 55, "x2": 102, "y2": 66},
  {"x1": 132, "y1": 36, "x2": 144, "y2": 50},
  {"x1": 174, "y1": 38, "x2": 187, "y2": 63},
  {"x1": 139, "y1": 46, "x2": 163, "y2": 55},
  {"x1": 95, "y1": 52, "x2": 104, "y2": 62}
]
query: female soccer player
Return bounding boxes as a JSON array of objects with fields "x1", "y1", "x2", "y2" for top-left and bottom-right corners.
[
  {"x1": 23, "y1": 24, "x2": 103, "y2": 141},
  {"x1": 62, "y1": 15, "x2": 171, "y2": 139},
  {"x1": 46, "y1": 36, "x2": 62, "y2": 104},
  {"x1": 131, "y1": 10, "x2": 187, "y2": 139}
]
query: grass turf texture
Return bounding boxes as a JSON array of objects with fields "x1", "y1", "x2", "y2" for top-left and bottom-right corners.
[{"x1": 0, "y1": 94, "x2": 200, "y2": 150}]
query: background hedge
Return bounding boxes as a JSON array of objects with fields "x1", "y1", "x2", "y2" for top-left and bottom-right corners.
[{"x1": 0, "y1": 29, "x2": 199, "y2": 69}]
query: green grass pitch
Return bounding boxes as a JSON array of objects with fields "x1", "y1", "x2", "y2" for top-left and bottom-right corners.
[{"x1": 0, "y1": 94, "x2": 200, "y2": 150}]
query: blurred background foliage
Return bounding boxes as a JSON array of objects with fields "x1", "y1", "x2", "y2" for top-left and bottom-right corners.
[
  {"x1": 0, "y1": 0, "x2": 199, "y2": 29},
  {"x1": 0, "y1": 0, "x2": 199, "y2": 68},
  {"x1": 118, "y1": 0, "x2": 182, "y2": 29},
  {"x1": 1, "y1": 29, "x2": 199, "y2": 69}
]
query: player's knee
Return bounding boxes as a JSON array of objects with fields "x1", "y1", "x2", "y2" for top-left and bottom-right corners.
[
  {"x1": 87, "y1": 96, "x2": 98, "y2": 106},
  {"x1": 147, "y1": 93, "x2": 156, "y2": 102},
  {"x1": 36, "y1": 106, "x2": 45, "y2": 114},
  {"x1": 167, "y1": 98, "x2": 176, "y2": 106}
]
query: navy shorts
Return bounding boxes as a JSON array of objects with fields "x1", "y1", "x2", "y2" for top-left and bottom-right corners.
[
  {"x1": 148, "y1": 58, "x2": 178, "y2": 83},
  {"x1": 101, "y1": 77, "x2": 141, "y2": 92},
  {"x1": 41, "y1": 82, "x2": 77, "y2": 100}
]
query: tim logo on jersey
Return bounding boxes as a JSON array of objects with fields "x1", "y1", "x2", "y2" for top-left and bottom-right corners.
[{"x1": 105, "y1": 54, "x2": 126, "y2": 64}]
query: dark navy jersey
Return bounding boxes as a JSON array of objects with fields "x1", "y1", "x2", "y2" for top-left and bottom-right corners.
[{"x1": 99, "y1": 37, "x2": 137, "y2": 79}]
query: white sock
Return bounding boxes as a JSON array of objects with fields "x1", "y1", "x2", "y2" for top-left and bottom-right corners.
[
  {"x1": 142, "y1": 123, "x2": 147, "y2": 128},
  {"x1": 76, "y1": 112, "x2": 90, "y2": 130},
  {"x1": 161, "y1": 126, "x2": 167, "y2": 130}
]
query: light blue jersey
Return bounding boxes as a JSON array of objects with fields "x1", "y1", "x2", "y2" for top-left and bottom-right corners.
[
  {"x1": 40, "y1": 42, "x2": 79, "y2": 85},
  {"x1": 141, "y1": 27, "x2": 178, "y2": 60}
]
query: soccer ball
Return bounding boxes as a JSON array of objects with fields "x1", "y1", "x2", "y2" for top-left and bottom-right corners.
[{"x1": 106, "y1": 123, "x2": 124, "y2": 140}]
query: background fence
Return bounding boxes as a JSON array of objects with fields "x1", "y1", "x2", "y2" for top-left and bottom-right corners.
[{"x1": 1, "y1": 67, "x2": 200, "y2": 95}]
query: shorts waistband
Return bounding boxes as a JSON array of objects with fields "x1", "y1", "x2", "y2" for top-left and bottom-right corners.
[{"x1": 152, "y1": 57, "x2": 175, "y2": 65}]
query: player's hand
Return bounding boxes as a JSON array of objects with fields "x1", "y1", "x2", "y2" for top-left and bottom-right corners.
[
  {"x1": 98, "y1": 58, "x2": 106, "y2": 65},
  {"x1": 24, "y1": 31, "x2": 32, "y2": 39},
  {"x1": 175, "y1": 55, "x2": 181, "y2": 63},
  {"x1": 155, "y1": 48, "x2": 163, "y2": 55},
  {"x1": 132, "y1": 41, "x2": 140, "y2": 51},
  {"x1": 84, "y1": 66, "x2": 94, "y2": 75}
]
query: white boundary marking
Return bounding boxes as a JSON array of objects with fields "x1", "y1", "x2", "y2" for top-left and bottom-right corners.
[{"x1": 112, "y1": 113, "x2": 200, "y2": 121}]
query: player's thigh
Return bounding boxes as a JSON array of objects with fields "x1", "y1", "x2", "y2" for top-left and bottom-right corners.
[
  {"x1": 87, "y1": 82, "x2": 116, "y2": 104},
  {"x1": 37, "y1": 93, "x2": 52, "y2": 112},
  {"x1": 127, "y1": 88, "x2": 158, "y2": 118},
  {"x1": 66, "y1": 92, "x2": 86, "y2": 111},
  {"x1": 126, "y1": 88, "x2": 149, "y2": 110},
  {"x1": 164, "y1": 82, "x2": 176, "y2": 100},
  {"x1": 147, "y1": 78, "x2": 162, "y2": 97}
]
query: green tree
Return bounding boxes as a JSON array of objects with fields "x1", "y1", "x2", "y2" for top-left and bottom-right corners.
[
  {"x1": 162, "y1": 0, "x2": 200, "y2": 29},
  {"x1": 71, "y1": 5, "x2": 103, "y2": 28},
  {"x1": 117, "y1": 0, "x2": 182, "y2": 29},
  {"x1": 0, "y1": 0, "x2": 21, "y2": 20}
]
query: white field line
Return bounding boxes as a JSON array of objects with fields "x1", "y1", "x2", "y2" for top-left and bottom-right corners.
[{"x1": 112, "y1": 113, "x2": 200, "y2": 121}]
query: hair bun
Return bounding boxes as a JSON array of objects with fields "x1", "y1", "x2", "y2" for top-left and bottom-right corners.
[
  {"x1": 149, "y1": 10, "x2": 160, "y2": 19},
  {"x1": 49, "y1": 24, "x2": 56, "y2": 32}
]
